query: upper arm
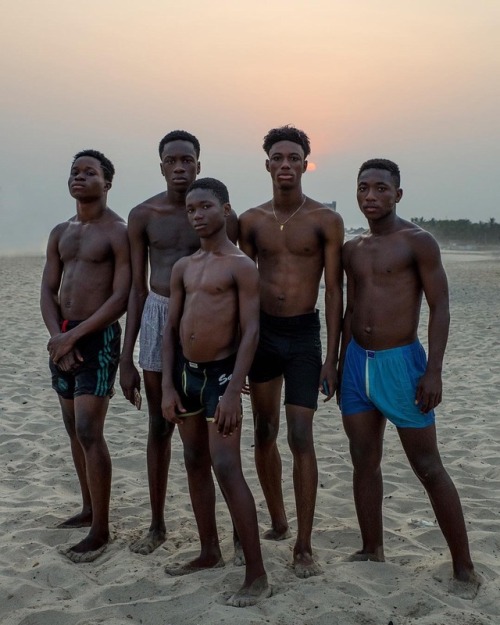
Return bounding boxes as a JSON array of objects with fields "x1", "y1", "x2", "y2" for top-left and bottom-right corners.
[
  {"x1": 342, "y1": 242, "x2": 355, "y2": 314},
  {"x1": 165, "y1": 259, "x2": 186, "y2": 332},
  {"x1": 234, "y1": 259, "x2": 260, "y2": 333},
  {"x1": 127, "y1": 208, "x2": 148, "y2": 292},
  {"x1": 41, "y1": 225, "x2": 64, "y2": 296},
  {"x1": 414, "y1": 232, "x2": 449, "y2": 311},
  {"x1": 323, "y1": 211, "x2": 344, "y2": 295},
  {"x1": 238, "y1": 212, "x2": 257, "y2": 262},
  {"x1": 110, "y1": 223, "x2": 132, "y2": 300}
]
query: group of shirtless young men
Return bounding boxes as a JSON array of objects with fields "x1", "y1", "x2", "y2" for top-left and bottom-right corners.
[{"x1": 40, "y1": 126, "x2": 481, "y2": 607}]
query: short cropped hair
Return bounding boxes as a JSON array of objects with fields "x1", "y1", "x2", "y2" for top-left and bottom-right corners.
[
  {"x1": 263, "y1": 125, "x2": 311, "y2": 158},
  {"x1": 158, "y1": 130, "x2": 200, "y2": 158},
  {"x1": 358, "y1": 158, "x2": 401, "y2": 187},
  {"x1": 186, "y1": 177, "x2": 230, "y2": 205},
  {"x1": 72, "y1": 149, "x2": 115, "y2": 182}
]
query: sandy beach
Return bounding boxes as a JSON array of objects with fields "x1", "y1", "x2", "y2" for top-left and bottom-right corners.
[{"x1": 1, "y1": 253, "x2": 499, "y2": 625}]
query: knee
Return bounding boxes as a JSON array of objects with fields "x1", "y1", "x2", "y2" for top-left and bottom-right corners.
[
  {"x1": 75, "y1": 422, "x2": 99, "y2": 450},
  {"x1": 183, "y1": 446, "x2": 209, "y2": 474},
  {"x1": 149, "y1": 413, "x2": 174, "y2": 440},
  {"x1": 254, "y1": 416, "x2": 278, "y2": 447},
  {"x1": 412, "y1": 457, "x2": 445, "y2": 486},
  {"x1": 212, "y1": 453, "x2": 239, "y2": 486},
  {"x1": 349, "y1": 444, "x2": 382, "y2": 474},
  {"x1": 287, "y1": 422, "x2": 313, "y2": 456}
]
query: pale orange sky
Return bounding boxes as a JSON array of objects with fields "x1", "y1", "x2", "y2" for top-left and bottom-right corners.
[{"x1": 1, "y1": 0, "x2": 499, "y2": 253}]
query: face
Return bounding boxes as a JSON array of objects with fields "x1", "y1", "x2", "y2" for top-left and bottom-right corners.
[
  {"x1": 185, "y1": 188, "x2": 229, "y2": 237},
  {"x1": 160, "y1": 140, "x2": 200, "y2": 191},
  {"x1": 357, "y1": 168, "x2": 402, "y2": 221},
  {"x1": 266, "y1": 140, "x2": 307, "y2": 189},
  {"x1": 68, "y1": 156, "x2": 110, "y2": 201}
]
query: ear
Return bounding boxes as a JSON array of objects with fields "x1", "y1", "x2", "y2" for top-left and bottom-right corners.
[
  {"x1": 197, "y1": 161, "x2": 201, "y2": 174},
  {"x1": 303, "y1": 160, "x2": 308, "y2": 173},
  {"x1": 223, "y1": 202, "x2": 232, "y2": 217},
  {"x1": 395, "y1": 188, "x2": 403, "y2": 203},
  {"x1": 105, "y1": 181, "x2": 112, "y2": 191},
  {"x1": 265, "y1": 159, "x2": 270, "y2": 172},
  {"x1": 160, "y1": 162, "x2": 165, "y2": 177}
]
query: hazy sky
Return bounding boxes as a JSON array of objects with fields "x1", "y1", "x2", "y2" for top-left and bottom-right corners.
[{"x1": 1, "y1": 0, "x2": 499, "y2": 254}]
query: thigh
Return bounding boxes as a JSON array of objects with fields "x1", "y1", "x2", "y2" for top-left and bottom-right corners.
[
  {"x1": 250, "y1": 377, "x2": 283, "y2": 430},
  {"x1": 342, "y1": 409, "x2": 386, "y2": 466},
  {"x1": 73, "y1": 394, "x2": 109, "y2": 440},
  {"x1": 284, "y1": 329, "x2": 322, "y2": 410},
  {"x1": 397, "y1": 423, "x2": 443, "y2": 473}
]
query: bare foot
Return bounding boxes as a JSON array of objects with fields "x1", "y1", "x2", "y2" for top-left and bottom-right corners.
[
  {"x1": 293, "y1": 552, "x2": 322, "y2": 578},
  {"x1": 58, "y1": 536, "x2": 108, "y2": 563},
  {"x1": 129, "y1": 529, "x2": 166, "y2": 555},
  {"x1": 56, "y1": 510, "x2": 92, "y2": 529},
  {"x1": 165, "y1": 556, "x2": 225, "y2": 576},
  {"x1": 262, "y1": 527, "x2": 292, "y2": 541},
  {"x1": 345, "y1": 549, "x2": 385, "y2": 563},
  {"x1": 233, "y1": 539, "x2": 245, "y2": 566},
  {"x1": 225, "y1": 575, "x2": 272, "y2": 607},
  {"x1": 448, "y1": 571, "x2": 482, "y2": 600}
]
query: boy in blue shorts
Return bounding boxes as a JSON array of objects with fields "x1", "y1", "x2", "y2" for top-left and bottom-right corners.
[
  {"x1": 340, "y1": 158, "x2": 480, "y2": 598},
  {"x1": 162, "y1": 178, "x2": 270, "y2": 607},
  {"x1": 40, "y1": 150, "x2": 130, "y2": 562}
]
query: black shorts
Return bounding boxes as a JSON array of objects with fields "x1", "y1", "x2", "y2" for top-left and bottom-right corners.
[
  {"x1": 174, "y1": 353, "x2": 239, "y2": 421},
  {"x1": 49, "y1": 321, "x2": 121, "y2": 399},
  {"x1": 248, "y1": 310, "x2": 322, "y2": 410}
]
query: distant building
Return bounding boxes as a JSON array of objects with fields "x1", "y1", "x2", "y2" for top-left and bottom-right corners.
[{"x1": 323, "y1": 201, "x2": 336, "y2": 211}]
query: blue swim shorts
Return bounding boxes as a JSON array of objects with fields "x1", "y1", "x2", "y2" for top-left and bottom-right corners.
[{"x1": 340, "y1": 339, "x2": 435, "y2": 429}]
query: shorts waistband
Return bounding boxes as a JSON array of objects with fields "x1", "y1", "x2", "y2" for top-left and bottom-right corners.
[
  {"x1": 147, "y1": 291, "x2": 169, "y2": 304},
  {"x1": 61, "y1": 320, "x2": 120, "y2": 334},
  {"x1": 260, "y1": 309, "x2": 320, "y2": 329},
  {"x1": 183, "y1": 352, "x2": 237, "y2": 373},
  {"x1": 350, "y1": 338, "x2": 421, "y2": 360}
]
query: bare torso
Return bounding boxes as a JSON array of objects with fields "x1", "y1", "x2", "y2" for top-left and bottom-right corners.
[
  {"x1": 345, "y1": 222, "x2": 426, "y2": 350},
  {"x1": 240, "y1": 199, "x2": 340, "y2": 316},
  {"x1": 134, "y1": 192, "x2": 200, "y2": 297},
  {"x1": 179, "y1": 249, "x2": 245, "y2": 362},
  {"x1": 58, "y1": 210, "x2": 127, "y2": 319}
]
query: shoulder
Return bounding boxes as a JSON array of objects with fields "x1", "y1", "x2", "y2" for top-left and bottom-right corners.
[
  {"x1": 240, "y1": 203, "x2": 270, "y2": 224},
  {"x1": 128, "y1": 193, "x2": 165, "y2": 220},
  {"x1": 398, "y1": 220, "x2": 440, "y2": 254},
  {"x1": 48, "y1": 218, "x2": 73, "y2": 240}
]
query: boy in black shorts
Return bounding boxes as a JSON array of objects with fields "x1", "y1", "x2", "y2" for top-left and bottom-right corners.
[
  {"x1": 40, "y1": 149, "x2": 130, "y2": 562},
  {"x1": 162, "y1": 177, "x2": 270, "y2": 607}
]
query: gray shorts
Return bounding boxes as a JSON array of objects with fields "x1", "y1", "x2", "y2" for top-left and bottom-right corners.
[{"x1": 139, "y1": 291, "x2": 169, "y2": 372}]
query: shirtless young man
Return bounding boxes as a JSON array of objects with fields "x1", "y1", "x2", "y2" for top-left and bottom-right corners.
[
  {"x1": 239, "y1": 126, "x2": 344, "y2": 577},
  {"x1": 340, "y1": 158, "x2": 481, "y2": 598},
  {"x1": 120, "y1": 131, "x2": 238, "y2": 555},
  {"x1": 161, "y1": 177, "x2": 270, "y2": 607},
  {"x1": 40, "y1": 150, "x2": 130, "y2": 562}
]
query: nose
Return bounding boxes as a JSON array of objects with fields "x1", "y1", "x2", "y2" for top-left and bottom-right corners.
[{"x1": 173, "y1": 160, "x2": 185, "y2": 172}]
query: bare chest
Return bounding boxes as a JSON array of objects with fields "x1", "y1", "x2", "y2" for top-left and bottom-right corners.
[
  {"x1": 254, "y1": 220, "x2": 323, "y2": 259},
  {"x1": 146, "y1": 213, "x2": 199, "y2": 253},
  {"x1": 58, "y1": 223, "x2": 112, "y2": 264}
]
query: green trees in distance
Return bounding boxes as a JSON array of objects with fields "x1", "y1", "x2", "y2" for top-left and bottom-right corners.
[{"x1": 411, "y1": 217, "x2": 500, "y2": 247}]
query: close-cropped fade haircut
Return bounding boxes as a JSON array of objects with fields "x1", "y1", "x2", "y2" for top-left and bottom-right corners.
[
  {"x1": 158, "y1": 130, "x2": 200, "y2": 158},
  {"x1": 72, "y1": 149, "x2": 115, "y2": 182},
  {"x1": 358, "y1": 158, "x2": 401, "y2": 187},
  {"x1": 186, "y1": 177, "x2": 230, "y2": 205},
  {"x1": 262, "y1": 125, "x2": 311, "y2": 158}
]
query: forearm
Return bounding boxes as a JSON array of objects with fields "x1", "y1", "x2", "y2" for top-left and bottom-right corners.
[
  {"x1": 121, "y1": 286, "x2": 148, "y2": 360},
  {"x1": 40, "y1": 289, "x2": 62, "y2": 337},
  {"x1": 65, "y1": 292, "x2": 128, "y2": 343},
  {"x1": 426, "y1": 306, "x2": 450, "y2": 372},
  {"x1": 323, "y1": 287, "x2": 343, "y2": 365},
  {"x1": 161, "y1": 325, "x2": 177, "y2": 392},
  {"x1": 226, "y1": 328, "x2": 258, "y2": 394}
]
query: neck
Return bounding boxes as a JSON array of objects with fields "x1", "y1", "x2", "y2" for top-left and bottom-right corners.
[
  {"x1": 76, "y1": 197, "x2": 107, "y2": 222},
  {"x1": 368, "y1": 211, "x2": 399, "y2": 235},
  {"x1": 272, "y1": 186, "x2": 304, "y2": 210},
  {"x1": 165, "y1": 187, "x2": 188, "y2": 206},
  {"x1": 199, "y1": 226, "x2": 229, "y2": 252}
]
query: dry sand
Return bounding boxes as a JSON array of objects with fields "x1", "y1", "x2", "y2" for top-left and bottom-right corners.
[{"x1": 1, "y1": 253, "x2": 499, "y2": 625}]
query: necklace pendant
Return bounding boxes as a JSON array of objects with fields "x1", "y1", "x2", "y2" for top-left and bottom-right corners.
[{"x1": 280, "y1": 224, "x2": 284, "y2": 231}]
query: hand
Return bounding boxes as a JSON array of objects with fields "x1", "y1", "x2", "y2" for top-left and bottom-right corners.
[
  {"x1": 119, "y1": 359, "x2": 142, "y2": 406},
  {"x1": 48, "y1": 332, "x2": 77, "y2": 364},
  {"x1": 415, "y1": 369, "x2": 442, "y2": 414},
  {"x1": 56, "y1": 348, "x2": 83, "y2": 372},
  {"x1": 318, "y1": 362, "x2": 338, "y2": 403},
  {"x1": 214, "y1": 390, "x2": 241, "y2": 437},
  {"x1": 161, "y1": 387, "x2": 186, "y2": 424}
]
